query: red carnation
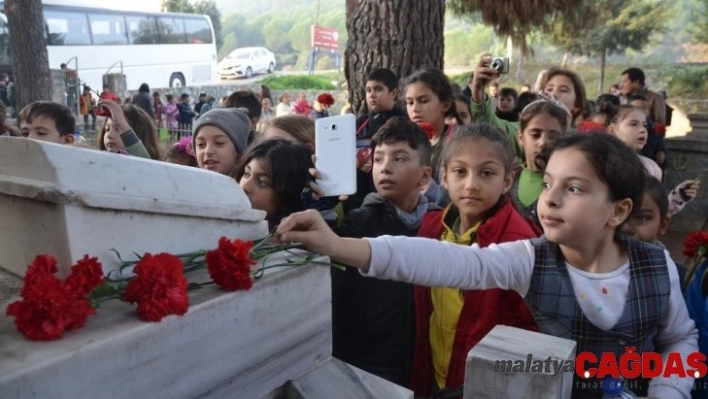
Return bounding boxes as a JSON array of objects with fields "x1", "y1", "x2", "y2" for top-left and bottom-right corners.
[
  {"x1": 6, "y1": 255, "x2": 98, "y2": 340},
  {"x1": 64, "y1": 255, "x2": 105, "y2": 299},
  {"x1": 317, "y1": 93, "x2": 335, "y2": 108},
  {"x1": 205, "y1": 237, "x2": 257, "y2": 291},
  {"x1": 683, "y1": 231, "x2": 708, "y2": 259},
  {"x1": 122, "y1": 253, "x2": 189, "y2": 322},
  {"x1": 418, "y1": 122, "x2": 437, "y2": 140}
]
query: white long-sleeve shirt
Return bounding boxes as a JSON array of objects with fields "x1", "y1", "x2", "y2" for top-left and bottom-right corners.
[{"x1": 362, "y1": 236, "x2": 698, "y2": 399}]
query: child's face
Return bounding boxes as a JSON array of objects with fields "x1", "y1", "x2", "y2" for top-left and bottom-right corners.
[
  {"x1": 103, "y1": 119, "x2": 125, "y2": 153},
  {"x1": 442, "y1": 140, "x2": 513, "y2": 230},
  {"x1": 622, "y1": 193, "x2": 669, "y2": 243},
  {"x1": 454, "y1": 100, "x2": 471, "y2": 125},
  {"x1": 365, "y1": 80, "x2": 396, "y2": 113},
  {"x1": 239, "y1": 159, "x2": 277, "y2": 217},
  {"x1": 489, "y1": 85, "x2": 499, "y2": 97},
  {"x1": 538, "y1": 148, "x2": 622, "y2": 247},
  {"x1": 20, "y1": 116, "x2": 73, "y2": 145},
  {"x1": 406, "y1": 82, "x2": 450, "y2": 127},
  {"x1": 262, "y1": 98, "x2": 272, "y2": 109},
  {"x1": 372, "y1": 141, "x2": 430, "y2": 210},
  {"x1": 497, "y1": 95, "x2": 515, "y2": 113},
  {"x1": 195, "y1": 126, "x2": 238, "y2": 175},
  {"x1": 609, "y1": 109, "x2": 647, "y2": 152},
  {"x1": 544, "y1": 75, "x2": 577, "y2": 116},
  {"x1": 519, "y1": 113, "x2": 563, "y2": 171}
]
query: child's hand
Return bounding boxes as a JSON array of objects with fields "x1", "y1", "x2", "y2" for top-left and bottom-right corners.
[
  {"x1": 471, "y1": 55, "x2": 501, "y2": 103},
  {"x1": 307, "y1": 155, "x2": 350, "y2": 202},
  {"x1": 98, "y1": 100, "x2": 130, "y2": 135},
  {"x1": 275, "y1": 209, "x2": 340, "y2": 255},
  {"x1": 677, "y1": 179, "x2": 700, "y2": 202}
]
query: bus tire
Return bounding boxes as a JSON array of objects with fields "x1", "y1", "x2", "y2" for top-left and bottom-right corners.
[
  {"x1": 268, "y1": 63, "x2": 274, "y2": 74},
  {"x1": 245, "y1": 67, "x2": 253, "y2": 79},
  {"x1": 169, "y1": 73, "x2": 185, "y2": 88}
]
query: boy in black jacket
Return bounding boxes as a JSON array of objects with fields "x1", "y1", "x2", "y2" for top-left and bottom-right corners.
[{"x1": 332, "y1": 117, "x2": 438, "y2": 386}]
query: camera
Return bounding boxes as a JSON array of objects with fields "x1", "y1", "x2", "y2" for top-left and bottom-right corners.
[
  {"x1": 330, "y1": 123, "x2": 337, "y2": 131},
  {"x1": 95, "y1": 106, "x2": 110, "y2": 117},
  {"x1": 490, "y1": 57, "x2": 510, "y2": 74}
]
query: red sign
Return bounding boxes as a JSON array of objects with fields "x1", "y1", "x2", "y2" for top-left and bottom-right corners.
[{"x1": 311, "y1": 26, "x2": 339, "y2": 51}]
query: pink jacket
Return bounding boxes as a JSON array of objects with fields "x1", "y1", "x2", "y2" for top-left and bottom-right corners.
[{"x1": 164, "y1": 102, "x2": 179, "y2": 129}]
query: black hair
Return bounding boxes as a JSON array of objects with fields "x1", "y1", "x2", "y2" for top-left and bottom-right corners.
[
  {"x1": 609, "y1": 104, "x2": 642, "y2": 125},
  {"x1": 628, "y1": 94, "x2": 648, "y2": 103},
  {"x1": 166, "y1": 94, "x2": 174, "y2": 101},
  {"x1": 455, "y1": 94, "x2": 471, "y2": 107},
  {"x1": 546, "y1": 132, "x2": 645, "y2": 222},
  {"x1": 367, "y1": 68, "x2": 399, "y2": 92},
  {"x1": 234, "y1": 139, "x2": 313, "y2": 226},
  {"x1": 370, "y1": 116, "x2": 432, "y2": 166},
  {"x1": 139, "y1": 83, "x2": 150, "y2": 93},
  {"x1": 260, "y1": 85, "x2": 272, "y2": 102},
  {"x1": 596, "y1": 94, "x2": 620, "y2": 108},
  {"x1": 404, "y1": 67, "x2": 462, "y2": 124},
  {"x1": 621, "y1": 67, "x2": 646, "y2": 86},
  {"x1": 19, "y1": 101, "x2": 76, "y2": 136},
  {"x1": 224, "y1": 90, "x2": 262, "y2": 119},
  {"x1": 519, "y1": 100, "x2": 569, "y2": 135},
  {"x1": 499, "y1": 87, "x2": 518, "y2": 100},
  {"x1": 180, "y1": 93, "x2": 189, "y2": 100},
  {"x1": 643, "y1": 175, "x2": 669, "y2": 219},
  {"x1": 514, "y1": 92, "x2": 539, "y2": 115},
  {"x1": 443, "y1": 123, "x2": 516, "y2": 173}
]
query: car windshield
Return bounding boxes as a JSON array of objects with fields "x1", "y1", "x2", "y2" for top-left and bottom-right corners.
[{"x1": 228, "y1": 50, "x2": 251, "y2": 60}]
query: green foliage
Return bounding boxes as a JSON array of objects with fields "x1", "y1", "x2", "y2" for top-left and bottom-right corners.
[
  {"x1": 551, "y1": 0, "x2": 670, "y2": 57},
  {"x1": 660, "y1": 67, "x2": 708, "y2": 99},
  {"x1": 162, "y1": 0, "x2": 223, "y2": 49},
  {"x1": 690, "y1": 0, "x2": 708, "y2": 43},
  {"x1": 444, "y1": 25, "x2": 495, "y2": 66},
  {"x1": 257, "y1": 75, "x2": 336, "y2": 90}
]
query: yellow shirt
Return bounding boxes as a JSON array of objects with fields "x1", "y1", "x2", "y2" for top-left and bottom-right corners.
[{"x1": 430, "y1": 205, "x2": 480, "y2": 388}]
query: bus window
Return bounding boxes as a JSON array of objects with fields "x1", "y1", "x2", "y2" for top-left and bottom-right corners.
[
  {"x1": 127, "y1": 15, "x2": 158, "y2": 45},
  {"x1": 184, "y1": 18, "x2": 212, "y2": 44},
  {"x1": 89, "y1": 13, "x2": 128, "y2": 45},
  {"x1": 45, "y1": 10, "x2": 91, "y2": 45},
  {"x1": 158, "y1": 17, "x2": 186, "y2": 44}
]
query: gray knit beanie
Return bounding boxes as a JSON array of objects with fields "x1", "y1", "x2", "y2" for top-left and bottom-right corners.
[{"x1": 192, "y1": 108, "x2": 251, "y2": 155}]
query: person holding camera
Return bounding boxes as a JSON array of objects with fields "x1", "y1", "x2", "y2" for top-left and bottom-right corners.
[{"x1": 467, "y1": 55, "x2": 522, "y2": 159}]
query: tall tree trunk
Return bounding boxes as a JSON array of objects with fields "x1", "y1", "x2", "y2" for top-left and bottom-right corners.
[
  {"x1": 560, "y1": 51, "x2": 570, "y2": 69},
  {"x1": 598, "y1": 46, "x2": 606, "y2": 98},
  {"x1": 5, "y1": 0, "x2": 51, "y2": 112},
  {"x1": 345, "y1": 0, "x2": 445, "y2": 114}
]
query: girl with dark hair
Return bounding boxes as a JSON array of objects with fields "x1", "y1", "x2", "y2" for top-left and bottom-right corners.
[
  {"x1": 275, "y1": 132, "x2": 698, "y2": 399},
  {"x1": 403, "y1": 67, "x2": 462, "y2": 183},
  {"x1": 235, "y1": 139, "x2": 314, "y2": 228}
]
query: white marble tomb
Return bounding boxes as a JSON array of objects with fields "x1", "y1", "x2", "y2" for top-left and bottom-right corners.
[{"x1": 0, "y1": 139, "x2": 413, "y2": 398}]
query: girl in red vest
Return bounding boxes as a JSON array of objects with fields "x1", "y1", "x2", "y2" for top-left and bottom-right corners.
[{"x1": 412, "y1": 123, "x2": 540, "y2": 396}]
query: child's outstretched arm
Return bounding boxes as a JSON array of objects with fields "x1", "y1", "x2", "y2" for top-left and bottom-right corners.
[
  {"x1": 276, "y1": 210, "x2": 534, "y2": 293},
  {"x1": 275, "y1": 210, "x2": 372, "y2": 270}
]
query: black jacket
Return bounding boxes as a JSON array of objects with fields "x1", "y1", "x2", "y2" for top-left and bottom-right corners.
[
  {"x1": 132, "y1": 91, "x2": 154, "y2": 119},
  {"x1": 355, "y1": 106, "x2": 408, "y2": 142},
  {"x1": 332, "y1": 193, "x2": 438, "y2": 386}
]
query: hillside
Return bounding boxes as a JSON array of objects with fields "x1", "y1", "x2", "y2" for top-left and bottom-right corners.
[{"x1": 213, "y1": 0, "x2": 703, "y2": 69}]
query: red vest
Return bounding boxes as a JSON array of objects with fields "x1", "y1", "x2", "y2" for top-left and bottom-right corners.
[{"x1": 410, "y1": 198, "x2": 541, "y2": 396}]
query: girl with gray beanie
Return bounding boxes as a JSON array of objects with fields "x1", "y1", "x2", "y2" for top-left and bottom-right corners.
[{"x1": 192, "y1": 108, "x2": 253, "y2": 175}]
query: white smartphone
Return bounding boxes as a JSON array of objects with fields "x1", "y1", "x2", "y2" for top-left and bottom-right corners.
[{"x1": 315, "y1": 114, "x2": 357, "y2": 197}]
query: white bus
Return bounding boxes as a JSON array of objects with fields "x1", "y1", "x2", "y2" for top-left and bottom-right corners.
[{"x1": 0, "y1": 0, "x2": 217, "y2": 91}]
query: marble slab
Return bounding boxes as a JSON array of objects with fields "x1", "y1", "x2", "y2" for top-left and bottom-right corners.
[
  {"x1": 464, "y1": 325, "x2": 577, "y2": 399},
  {"x1": 0, "y1": 137, "x2": 268, "y2": 278},
  {"x1": 0, "y1": 252, "x2": 332, "y2": 399}
]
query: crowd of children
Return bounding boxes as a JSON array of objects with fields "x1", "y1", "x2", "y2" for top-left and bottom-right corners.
[{"x1": 10, "y1": 55, "x2": 706, "y2": 399}]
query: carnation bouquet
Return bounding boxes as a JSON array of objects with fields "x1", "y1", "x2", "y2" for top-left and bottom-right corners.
[{"x1": 6, "y1": 233, "x2": 343, "y2": 340}]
